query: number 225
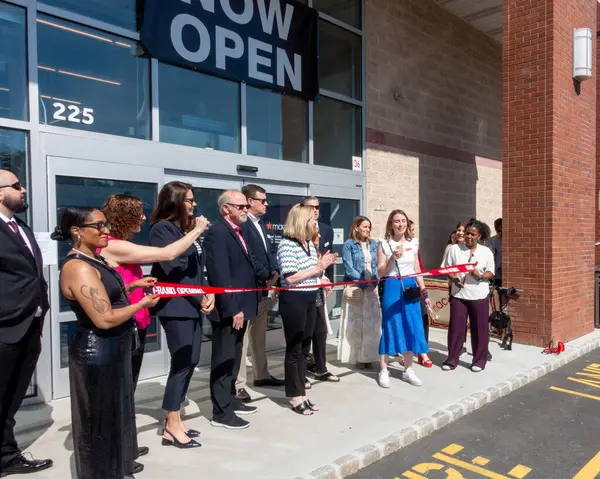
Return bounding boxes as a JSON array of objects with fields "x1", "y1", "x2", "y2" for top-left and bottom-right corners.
[{"x1": 53, "y1": 102, "x2": 94, "y2": 125}]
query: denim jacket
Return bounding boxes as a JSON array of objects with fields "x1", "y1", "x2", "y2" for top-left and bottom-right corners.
[{"x1": 342, "y1": 239, "x2": 380, "y2": 290}]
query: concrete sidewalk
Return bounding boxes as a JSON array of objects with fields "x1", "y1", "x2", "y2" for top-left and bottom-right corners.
[{"x1": 14, "y1": 328, "x2": 600, "y2": 479}]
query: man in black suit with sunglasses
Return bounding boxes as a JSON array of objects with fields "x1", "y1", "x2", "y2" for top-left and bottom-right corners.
[{"x1": 0, "y1": 170, "x2": 52, "y2": 477}]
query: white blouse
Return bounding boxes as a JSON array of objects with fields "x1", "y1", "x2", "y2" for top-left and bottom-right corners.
[
  {"x1": 379, "y1": 237, "x2": 419, "y2": 277},
  {"x1": 443, "y1": 243, "x2": 495, "y2": 300}
]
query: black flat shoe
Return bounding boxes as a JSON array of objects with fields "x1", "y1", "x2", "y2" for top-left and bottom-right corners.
[
  {"x1": 304, "y1": 399, "x2": 319, "y2": 412},
  {"x1": 185, "y1": 428, "x2": 201, "y2": 438},
  {"x1": 2, "y1": 455, "x2": 53, "y2": 475},
  {"x1": 129, "y1": 461, "x2": 144, "y2": 474},
  {"x1": 137, "y1": 446, "x2": 149, "y2": 457},
  {"x1": 290, "y1": 402, "x2": 313, "y2": 416},
  {"x1": 162, "y1": 427, "x2": 201, "y2": 449},
  {"x1": 253, "y1": 375, "x2": 285, "y2": 387},
  {"x1": 235, "y1": 388, "x2": 252, "y2": 403}
]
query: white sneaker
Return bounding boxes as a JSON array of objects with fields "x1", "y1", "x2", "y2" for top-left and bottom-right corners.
[
  {"x1": 471, "y1": 366, "x2": 483, "y2": 373},
  {"x1": 402, "y1": 367, "x2": 423, "y2": 387},
  {"x1": 378, "y1": 369, "x2": 391, "y2": 388}
]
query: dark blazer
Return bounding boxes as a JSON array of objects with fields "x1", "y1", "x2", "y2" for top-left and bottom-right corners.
[
  {"x1": 241, "y1": 216, "x2": 278, "y2": 292},
  {"x1": 204, "y1": 218, "x2": 270, "y2": 321},
  {"x1": 149, "y1": 220, "x2": 206, "y2": 318},
  {"x1": 0, "y1": 217, "x2": 49, "y2": 344},
  {"x1": 318, "y1": 221, "x2": 335, "y2": 282}
]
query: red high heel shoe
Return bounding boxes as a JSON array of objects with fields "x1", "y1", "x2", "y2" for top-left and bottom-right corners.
[{"x1": 418, "y1": 355, "x2": 433, "y2": 368}]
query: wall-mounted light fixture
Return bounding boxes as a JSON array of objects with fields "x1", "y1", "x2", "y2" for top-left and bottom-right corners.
[{"x1": 573, "y1": 28, "x2": 593, "y2": 82}]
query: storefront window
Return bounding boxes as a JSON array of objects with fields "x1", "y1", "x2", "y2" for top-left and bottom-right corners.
[
  {"x1": 37, "y1": 15, "x2": 150, "y2": 139},
  {"x1": 314, "y1": 97, "x2": 361, "y2": 170},
  {"x1": 313, "y1": 0, "x2": 361, "y2": 29},
  {"x1": 41, "y1": 0, "x2": 137, "y2": 31},
  {"x1": 247, "y1": 87, "x2": 308, "y2": 163},
  {"x1": 159, "y1": 63, "x2": 240, "y2": 153},
  {"x1": 0, "y1": 3, "x2": 27, "y2": 121},
  {"x1": 0, "y1": 128, "x2": 28, "y2": 222},
  {"x1": 319, "y1": 21, "x2": 362, "y2": 100},
  {"x1": 55, "y1": 176, "x2": 158, "y2": 312}
]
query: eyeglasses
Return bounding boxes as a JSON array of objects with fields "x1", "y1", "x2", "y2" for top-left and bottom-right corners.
[
  {"x1": 227, "y1": 203, "x2": 250, "y2": 211},
  {"x1": 80, "y1": 221, "x2": 112, "y2": 232},
  {"x1": 301, "y1": 204, "x2": 319, "y2": 211},
  {"x1": 0, "y1": 181, "x2": 22, "y2": 190},
  {"x1": 184, "y1": 198, "x2": 197, "y2": 205},
  {"x1": 250, "y1": 197, "x2": 268, "y2": 205}
]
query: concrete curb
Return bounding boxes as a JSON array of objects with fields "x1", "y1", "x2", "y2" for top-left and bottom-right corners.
[{"x1": 300, "y1": 337, "x2": 600, "y2": 479}]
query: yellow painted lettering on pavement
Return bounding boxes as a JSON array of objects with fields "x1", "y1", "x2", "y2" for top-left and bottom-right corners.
[
  {"x1": 572, "y1": 452, "x2": 600, "y2": 479},
  {"x1": 433, "y1": 453, "x2": 511, "y2": 479},
  {"x1": 402, "y1": 472, "x2": 427, "y2": 479},
  {"x1": 550, "y1": 386, "x2": 600, "y2": 402},
  {"x1": 508, "y1": 465, "x2": 532, "y2": 478},
  {"x1": 473, "y1": 457, "x2": 491, "y2": 466},
  {"x1": 442, "y1": 444, "x2": 465, "y2": 455}
]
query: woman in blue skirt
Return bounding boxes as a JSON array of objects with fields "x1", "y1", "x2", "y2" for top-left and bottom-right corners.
[{"x1": 377, "y1": 210, "x2": 431, "y2": 388}]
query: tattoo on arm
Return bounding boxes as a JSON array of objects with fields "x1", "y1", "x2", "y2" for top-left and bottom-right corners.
[{"x1": 80, "y1": 285, "x2": 110, "y2": 314}]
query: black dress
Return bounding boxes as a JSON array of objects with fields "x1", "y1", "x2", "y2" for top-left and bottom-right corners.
[{"x1": 64, "y1": 253, "x2": 138, "y2": 479}]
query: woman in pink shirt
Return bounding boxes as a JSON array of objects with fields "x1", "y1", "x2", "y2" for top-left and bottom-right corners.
[{"x1": 99, "y1": 194, "x2": 209, "y2": 389}]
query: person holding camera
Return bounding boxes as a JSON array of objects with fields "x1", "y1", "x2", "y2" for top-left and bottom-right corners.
[{"x1": 377, "y1": 210, "x2": 431, "y2": 388}]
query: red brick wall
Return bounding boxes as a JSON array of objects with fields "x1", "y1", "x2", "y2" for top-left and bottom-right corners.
[
  {"x1": 596, "y1": 37, "x2": 600, "y2": 268},
  {"x1": 503, "y1": 0, "x2": 596, "y2": 345}
]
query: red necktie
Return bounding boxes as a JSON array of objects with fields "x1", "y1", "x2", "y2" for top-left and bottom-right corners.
[{"x1": 8, "y1": 220, "x2": 30, "y2": 252}]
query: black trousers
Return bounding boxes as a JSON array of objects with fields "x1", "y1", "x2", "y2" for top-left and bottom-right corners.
[
  {"x1": 210, "y1": 318, "x2": 246, "y2": 422},
  {"x1": 280, "y1": 301, "x2": 317, "y2": 398},
  {"x1": 160, "y1": 317, "x2": 203, "y2": 412},
  {"x1": 311, "y1": 305, "x2": 328, "y2": 375},
  {"x1": 0, "y1": 319, "x2": 41, "y2": 467},
  {"x1": 131, "y1": 327, "x2": 148, "y2": 392}
]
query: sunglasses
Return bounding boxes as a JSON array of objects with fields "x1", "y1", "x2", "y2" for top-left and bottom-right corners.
[
  {"x1": 302, "y1": 204, "x2": 320, "y2": 211},
  {"x1": 250, "y1": 197, "x2": 268, "y2": 205},
  {"x1": 0, "y1": 181, "x2": 22, "y2": 190},
  {"x1": 80, "y1": 221, "x2": 112, "y2": 232},
  {"x1": 227, "y1": 203, "x2": 250, "y2": 211},
  {"x1": 184, "y1": 198, "x2": 197, "y2": 205}
]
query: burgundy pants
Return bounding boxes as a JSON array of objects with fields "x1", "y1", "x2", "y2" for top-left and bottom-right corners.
[{"x1": 445, "y1": 297, "x2": 489, "y2": 369}]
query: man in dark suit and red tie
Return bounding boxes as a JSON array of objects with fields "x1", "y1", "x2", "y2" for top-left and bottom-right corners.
[
  {"x1": 0, "y1": 169, "x2": 53, "y2": 476},
  {"x1": 203, "y1": 190, "x2": 270, "y2": 430}
]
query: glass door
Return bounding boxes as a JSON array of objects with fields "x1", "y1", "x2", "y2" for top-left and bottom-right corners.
[
  {"x1": 47, "y1": 156, "x2": 166, "y2": 399},
  {"x1": 310, "y1": 185, "x2": 363, "y2": 334}
]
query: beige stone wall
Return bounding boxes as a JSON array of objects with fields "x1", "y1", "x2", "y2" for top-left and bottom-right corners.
[{"x1": 364, "y1": 0, "x2": 502, "y2": 270}]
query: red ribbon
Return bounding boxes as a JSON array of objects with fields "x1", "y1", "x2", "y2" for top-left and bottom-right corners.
[{"x1": 151, "y1": 263, "x2": 477, "y2": 298}]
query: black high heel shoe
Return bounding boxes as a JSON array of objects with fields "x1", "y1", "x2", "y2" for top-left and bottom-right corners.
[
  {"x1": 304, "y1": 399, "x2": 319, "y2": 412},
  {"x1": 162, "y1": 427, "x2": 201, "y2": 449},
  {"x1": 185, "y1": 429, "x2": 201, "y2": 438}
]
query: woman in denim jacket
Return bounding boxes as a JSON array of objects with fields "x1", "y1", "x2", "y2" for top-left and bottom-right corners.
[{"x1": 337, "y1": 216, "x2": 382, "y2": 368}]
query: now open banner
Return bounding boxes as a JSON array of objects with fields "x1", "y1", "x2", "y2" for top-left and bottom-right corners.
[{"x1": 139, "y1": 0, "x2": 319, "y2": 101}]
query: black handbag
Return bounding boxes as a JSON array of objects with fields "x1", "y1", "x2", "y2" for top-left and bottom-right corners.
[{"x1": 400, "y1": 278, "x2": 422, "y2": 302}]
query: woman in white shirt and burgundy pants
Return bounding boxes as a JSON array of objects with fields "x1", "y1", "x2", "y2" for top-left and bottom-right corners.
[{"x1": 442, "y1": 220, "x2": 495, "y2": 372}]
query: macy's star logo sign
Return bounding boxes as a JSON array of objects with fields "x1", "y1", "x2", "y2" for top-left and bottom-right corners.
[{"x1": 266, "y1": 222, "x2": 273, "y2": 229}]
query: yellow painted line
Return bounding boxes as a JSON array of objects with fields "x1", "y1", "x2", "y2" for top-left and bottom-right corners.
[
  {"x1": 573, "y1": 452, "x2": 600, "y2": 479},
  {"x1": 576, "y1": 372, "x2": 600, "y2": 380},
  {"x1": 586, "y1": 363, "x2": 600, "y2": 369},
  {"x1": 569, "y1": 378, "x2": 600, "y2": 389},
  {"x1": 550, "y1": 386, "x2": 600, "y2": 401},
  {"x1": 473, "y1": 456, "x2": 491, "y2": 466},
  {"x1": 508, "y1": 464, "x2": 532, "y2": 478},
  {"x1": 433, "y1": 452, "x2": 510, "y2": 479},
  {"x1": 442, "y1": 444, "x2": 464, "y2": 455},
  {"x1": 402, "y1": 472, "x2": 427, "y2": 479}
]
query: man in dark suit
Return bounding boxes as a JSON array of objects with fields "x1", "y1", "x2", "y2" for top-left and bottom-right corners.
[
  {"x1": 300, "y1": 196, "x2": 336, "y2": 377},
  {"x1": 234, "y1": 185, "x2": 284, "y2": 403},
  {"x1": 203, "y1": 190, "x2": 270, "y2": 430},
  {"x1": 0, "y1": 170, "x2": 53, "y2": 476}
]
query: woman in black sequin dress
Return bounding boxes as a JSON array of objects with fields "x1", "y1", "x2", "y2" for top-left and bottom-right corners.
[{"x1": 52, "y1": 207, "x2": 159, "y2": 479}]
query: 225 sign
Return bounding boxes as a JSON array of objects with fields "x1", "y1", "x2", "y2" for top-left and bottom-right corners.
[{"x1": 53, "y1": 102, "x2": 95, "y2": 125}]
